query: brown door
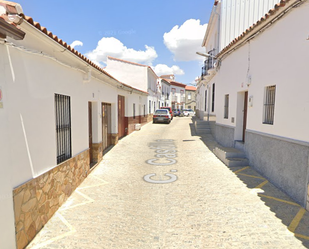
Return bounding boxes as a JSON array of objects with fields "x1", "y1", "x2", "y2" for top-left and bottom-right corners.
[
  {"x1": 88, "y1": 102, "x2": 94, "y2": 164},
  {"x1": 243, "y1": 92, "x2": 248, "y2": 142},
  {"x1": 102, "y1": 103, "x2": 112, "y2": 151},
  {"x1": 118, "y1": 95, "x2": 125, "y2": 138}
]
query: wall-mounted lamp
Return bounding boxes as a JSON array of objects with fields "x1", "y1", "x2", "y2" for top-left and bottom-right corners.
[{"x1": 196, "y1": 52, "x2": 217, "y2": 59}]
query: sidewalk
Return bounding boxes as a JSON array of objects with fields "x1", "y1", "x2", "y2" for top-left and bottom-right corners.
[{"x1": 27, "y1": 118, "x2": 309, "y2": 248}]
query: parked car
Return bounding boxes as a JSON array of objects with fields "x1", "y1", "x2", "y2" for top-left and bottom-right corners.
[
  {"x1": 153, "y1": 109, "x2": 171, "y2": 124},
  {"x1": 160, "y1": 106, "x2": 173, "y2": 120},
  {"x1": 183, "y1": 109, "x2": 195, "y2": 117},
  {"x1": 173, "y1": 109, "x2": 184, "y2": 117}
]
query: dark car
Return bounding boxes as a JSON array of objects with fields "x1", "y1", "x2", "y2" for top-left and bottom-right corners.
[
  {"x1": 160, "y1": 106, "x2": 173, "y2": 120},
  {"x1": 173, "y1": 109, "x2": 184, "y2": 117},
  {"x1": 153, "y1": 109, "x2": 171, "y2": 124}
]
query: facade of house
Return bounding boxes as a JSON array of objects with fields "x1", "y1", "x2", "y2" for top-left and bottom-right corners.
[
  {"x1": 198, "y1": 0, "x2": 309, "y2": 210},
  {"x1": 0, "y1": 1, "x2": 150, "y2": 248},
  {"x1": 158, "y1": 78, "x2": 171, "y2": 107},
  {"x1": 105, "y1": 56, "x2": 160, "y2": 120},
  {"x1": 160, "y1": 75, "x2": 186, "y2": 110},
  {"x1": 184, "y1": 85, "x2": 197, "y2": 110}
]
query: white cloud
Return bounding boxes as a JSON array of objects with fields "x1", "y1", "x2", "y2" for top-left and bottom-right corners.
[
  {"x1": 85, "y1": 37, "x2": 157, "y2": 66},
  {"x1": 70, "y1": 40, "x2": 83, "y2": 49},
  {"x1": 153, "y1": 64, "x2": 184, "y2": 76},
  {"x1": 163, "y1": 19, "x2": 207, "y2": 61}
]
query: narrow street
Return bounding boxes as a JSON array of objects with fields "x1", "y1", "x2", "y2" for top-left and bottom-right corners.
[{"x1": 27, "y1": 117, "x2": 309, "y2": 249}]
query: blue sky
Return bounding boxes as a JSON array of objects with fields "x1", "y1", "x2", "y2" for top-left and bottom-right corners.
[{"x1": 17, "y1": 0, "x2": 214, "y2": 85}]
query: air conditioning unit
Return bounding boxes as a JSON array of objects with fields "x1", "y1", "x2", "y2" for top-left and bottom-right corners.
[{"x1": 135, "y1": 124, "x2": 141, "y2": 131}]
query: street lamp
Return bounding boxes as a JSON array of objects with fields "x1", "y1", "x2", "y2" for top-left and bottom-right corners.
[{"x1": 196, "y1": 52, "x2": 217, "y2": 59}]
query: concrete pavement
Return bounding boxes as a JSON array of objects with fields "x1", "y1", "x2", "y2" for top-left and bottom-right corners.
[{"x1": 27, "y1": 117, "x2": 309, "y2": 248}]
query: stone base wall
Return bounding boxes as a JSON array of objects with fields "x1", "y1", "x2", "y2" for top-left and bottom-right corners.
[
  {"x1": 127, "y1": 116, "x2": 150, "y2": 135},
  {"x1": 307, "y1": 185, "x2": 309, "y2": 211},
  {"x1": 215, "y1": 124, "x2": 235, "y2": 147},
  {"x1": 13, "y1": 149, "x2": 90, "y2": 249},
  {"x1": 111, "y1": 133, "x2": 118, "y2": 145},
  {"x1": 244, "y1": 130, "x2": 309, "y2": 208},
  {"x1": 91, "y1": 142, "x2": 103, "y2": 163}
]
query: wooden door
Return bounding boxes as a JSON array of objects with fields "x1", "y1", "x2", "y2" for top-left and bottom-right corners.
[
  {"x1": 118, "y1": 95, "x2": 125, "y2": 138},
  {"x1": 242, "y1": 92, "x2": 248, "y2": 142},
  {"x1": 102, "y1": 103, "x2": 112, "y2": 151}
]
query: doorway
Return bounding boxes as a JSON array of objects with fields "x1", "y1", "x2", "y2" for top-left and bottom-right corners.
[
  {"x1": 88, "y1": 102, "x2": 94, "y2": 166},
  {"x1": 118, "y1": 95, "x2": 126, "y2": 138},
  {"x1": 102, "y1": 103, "x2": 112, "y2": 152},
  {"x1": 242, "y1": 91, "x2": 248, "y2": 142}
]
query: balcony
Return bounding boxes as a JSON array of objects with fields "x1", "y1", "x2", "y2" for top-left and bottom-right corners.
[
  {"x1": 201, "y1": 50, "x2": 217, "y2": 78},
  {"x1": 172, "y1": 96, "x2": 177, "y2": 103}
]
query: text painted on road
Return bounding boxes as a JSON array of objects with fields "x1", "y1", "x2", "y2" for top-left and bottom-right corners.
[{"x1": 144, "y1": 139, "x2": 178, "y2": 184}]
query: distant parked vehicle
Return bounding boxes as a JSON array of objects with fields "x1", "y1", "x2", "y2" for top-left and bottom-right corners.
[
  {"x1": 173, "y1": 109, "x2": 183, "y2": 117},
  {"x1": 153, "y1": 109, "x2": 171, "y2": 124},
  {"x1": 160, "y1": 106, "x2": 173, "y2": 120},
  {"x1": 183, "y1": 109, "x2": 195, "y2": 117}
]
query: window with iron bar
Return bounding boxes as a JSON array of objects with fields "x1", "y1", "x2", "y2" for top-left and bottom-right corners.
[
  {"x1": 263, "y1": 85, "x2": 276, "y2": 125},
  {"x1": 133, "y1": 103, "x2": 136, "y2": 119},
  {"x1": 212, "y1": 83, "x2": 215, "y2": 112},
  {"x1": 224, "y1": 94, "x2": 229, "y2": 119},
  {"x1": 55, "y1": 94, "x2": 72, "y2": 164}
]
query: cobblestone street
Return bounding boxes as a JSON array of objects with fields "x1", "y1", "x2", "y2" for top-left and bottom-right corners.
[{"x1": 27, "y1": 117, "x2": 309, "y2": 249}]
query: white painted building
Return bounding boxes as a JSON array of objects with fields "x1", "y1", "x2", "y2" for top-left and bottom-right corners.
[
  {"x1": 105, "y1": 56, "x2": 160, "y2": 115},
  {"x1": 160, "y1": 75, "x2": 186, "y2": 110},
  {"x1": 199, "y1": 0, "x2": 309, "y2": 209},
  {"x1": 158, "y1": 78, "x2": 171, "y2": 107},
  {"x1": 0, "y1": 1, "x2": 149, "y2": 248}
]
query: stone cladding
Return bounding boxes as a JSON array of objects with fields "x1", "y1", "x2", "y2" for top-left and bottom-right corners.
[{"x1": 13, "y1": 149, "x2": 90, "y2": 249}]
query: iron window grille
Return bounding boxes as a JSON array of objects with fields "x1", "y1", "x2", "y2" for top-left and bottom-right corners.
[
  {"x1": 204, "y1": 90, "x2": 207, "y2": 111},
  {"x1": 224, "y1": 94, "x2": 229, "y2": 119},
  {"x1": 133, "y1": 103, "x2": 136, "y2": 119},
  {"x1": 263, "y1": 85, "x2": 276, "y2": 125},
  {"x1": 55, "y1": 94, "x2": 72, "y2": 164}
]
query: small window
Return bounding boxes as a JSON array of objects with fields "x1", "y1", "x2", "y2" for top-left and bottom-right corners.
[
  {"x1": 133, "y1": 103, "x2": 136, "y2": 119},
  {"x1": 55, "y1": 94, "x2": 72, "y2": 164},
  {"x1": 263, "y1": 85, "x2": 276, "y2": 125},
  {"x1": 224, "y1": 94, "x2": 229, "y2": 119}
]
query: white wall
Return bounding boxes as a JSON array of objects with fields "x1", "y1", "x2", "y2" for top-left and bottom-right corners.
[
  {"x1": 216, "y1": 2, "x2": 309, "y2": 143},
  {"x1": 0, "y1": 44, "x2": 17, "y2": 249},
  {"x1": 220, "y1": 0, "x2": 281, "y2": 50},
  {"x1": 105, "y1": 58, "x2": 147, "y2": 92}
]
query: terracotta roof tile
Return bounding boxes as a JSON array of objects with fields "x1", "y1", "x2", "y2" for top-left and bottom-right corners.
[
  {"x1": 185, "y1": 85, "x2": 196, "y2": 91},
  {"x1": 15, "y1": 14, "x2": 147, "y2": 95}
]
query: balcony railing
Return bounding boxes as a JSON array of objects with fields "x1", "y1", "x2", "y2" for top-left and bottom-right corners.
[{"x1": 201, "y1": 50, "x2": 217, "y2": 77}]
